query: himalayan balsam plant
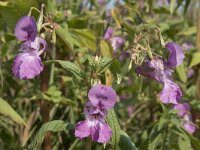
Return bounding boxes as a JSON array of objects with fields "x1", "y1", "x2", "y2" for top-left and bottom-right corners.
[{"x1": 0, "y1": 0, "x2": 200, "y2": 150}]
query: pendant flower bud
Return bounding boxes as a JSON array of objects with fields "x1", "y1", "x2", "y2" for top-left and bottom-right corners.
[{"x1": 165, "y1": 42, "x2": 184, "y2": 68}]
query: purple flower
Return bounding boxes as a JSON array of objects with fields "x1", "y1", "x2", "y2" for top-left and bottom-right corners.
[
  {"x1": 15, "y1": 16, "x2": 37, "y2": 41},
  {"x1": 187, "y1": 69, "x2": 194, "y2": 78},
  {"x1": 173, "y1": 103, "x2": 196, "y2": 134},
  {"x1": 183, "y1": 120, "x2": 196, "y2": 134},
  {"x1": 75, "y1": 84, "x2": 117, "y2": 143},
  {"x1": 104, "y1": 27, "x2": 113, "y2": 40},
  {"x1": 75, "y1": 119, "x2": 112, "y2": 143},
  {"x1": 165, "y1": 42, "x2": 184, "y2": 68},
  {"x1": 160, "y1": 80, "x2": 182, "y2": 104},
  {"x1": 182, "y1": 42, "x2": 193, "y2": 51},
  {"x1": 13, "y1": 16, "x2": 47, "y2": 80},
  {"x1": 75, "y1": 102, "x2": 112, "y2": 143},
  {"x1": 12, "y1": 37, "x2": 47, "y2": 79},
  {"x1": 173, "y1": 103, "x2": 190, "y2": 117},
  {"x1": 97, "y1": 0, "x2": 106, "y2": 5},
  {"x1": 88, "y1": 84, "x2": 117, "y2": 109},
  {"x1": 111, "y1": 37, "x2": 125, "y2": 51},
  {"x1": 127, "y1": 106, "x2": 134, "y2": 117},
  {"x1": 136, "y1": 42, "x2": 184, "y2": 104}
]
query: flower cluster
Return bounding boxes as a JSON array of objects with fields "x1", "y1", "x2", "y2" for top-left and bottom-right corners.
[
  {"x1": 13, "y1": 16, "x2": 47, "y2": 80},
  {"x1": 173, "y1": 103, "x2": 196, "y2": 134},
  {"x1": 136, "y1": 42, "x2": 184, "y2": 104},
  {"x1": 75, "y1": 84, "x2": 117, "y2": 143},
  {"x1": 135, "y1": 42, "x2": 196, "y2": 133}
]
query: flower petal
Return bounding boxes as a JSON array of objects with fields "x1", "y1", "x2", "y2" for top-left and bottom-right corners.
[
  {"x1": 12, "y1": 52, "x2": 43, "y2": 80},
  {"x1": 75, "y1": 120, "x2": 91, "y2": 139},
  {"x1": 21, "y1": 37, "x2": 47, "y2": 53},
  {"x1": 159, "y1": 80, "x2": 182, "y2": 104},
  {"x1": 88, "y1": 84, "x2": 117, "y2": 109},
  {"x1": 183, "y1": 121, "x2": 196, "y2": 134},
  {"x1": 165, "y1": 42, "x2": 184, "y2": 68},
  {"x1": 15, "y1": 16, "x2": 37, "y2": 41},
  {"x1": 111, "y1": 36, "x2": 125, "y2": 51},
  {"x1": 173, "y1": 103, "x2": 190, "y2": 117},
  {"x1": 90, "y1": 121, "x2": 112, "y2": 143},
  {"x1": 104, "y1": 27, "x2": 113, "y2": 40},
  {"x1": 97, "y1": 122, "x2": 112, "y2": 143}
]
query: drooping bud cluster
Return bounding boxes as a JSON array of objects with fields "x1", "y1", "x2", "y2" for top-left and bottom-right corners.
[
  {"x1": 13, "y1": 16, "x2": 47, "y2": 80},
  {"x1": 135, "y1": 42, "x2": 196, "y2": 134},
  {"x1": 136, "y1": 42, "x2": 184, "y2": 104},
  {"x1": 75, "y1": 84, "x2": 117, "y2": 143}
]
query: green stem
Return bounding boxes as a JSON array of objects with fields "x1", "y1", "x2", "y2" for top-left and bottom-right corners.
[
  {"x1": 85, "y1": 139, "x2": 91, "y2": 150},
  {"x1": 161, "y1": 128, "x2": 168, "y2": 150},
  {"x1": 49, "y1": 45, "x2": 56, "y2": 85},
  {"x1": 68, "y1": 139, "x2": 79, "y2": 150},
  {"x1": 0, "y1": 63, "x2": 3, "y2": 95}
]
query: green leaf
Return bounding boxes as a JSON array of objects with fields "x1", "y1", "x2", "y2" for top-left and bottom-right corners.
[
  {"x1": 176, "y1": 64, "x2": 187, "y2": 83},
  {"x1": 119, "y1": 130, "x2": 137, "y2": 150},
  {"x1": 189, "y1": 52, "x2": 200, "y2": 68},
  {"x1": 44, "y1": 60, "x2": 84, "y2": 79},
  {"x1": 184, "y1": 0, "x2": 191, "y2": 15},
  {"x1": 111, "y1": 8, "x2": 122, "y2": 28},
  {"x1": 0, "y1": 0, "x2": 38, "y2": 29},
  {"x1": 170, "y1": 0, "x2": 176, "y2": 14},
  {"x1": 29, "y1": 120, "x2": 73, "y2": 149},
  {"x1": 56, "y1": 25, "x2": 80, "y2": 50},
  {"x1": 106, "y1": 109, "x2": 121, "y2": 147},
  {"x1": 109, "y1": 60, "x2": 122, "y2": 84},
  {"x1": 70, "y1": 29, "x2": 96, "y2": 51},
  {"x1": 178, "y1": 26, "x2": 196, "y2": 36},
  {"x1": 0, "y1": 98, "x2": 25, "y2": 125},
  {"x1": 100, "y1": 39, "x2": 113, "y2": 58},
  {"x1": 148, "y1": 125, "x2": 164, "y2": 150},
  {"x1": 97, "y1": 57, "x2": 112, "y2": 74}
]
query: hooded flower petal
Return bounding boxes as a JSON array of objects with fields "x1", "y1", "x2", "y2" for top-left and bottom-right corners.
[
  {"x1": 104, "y1": 27, "x2": 113, "y2": 40},
  {"x1": 165, "y1": 42, "x2": 184, "y2": 68},
  {"x1": 159, "y1": 80, "x2": 182, "y2": 104},
  {"x1": 88, "y1": 84, "x2": 117, "y2": 109},
  {"x1": 21, "y1": 37, "x2": 47, "y2": 53},
  {"x1": 15, "y1": 16, "x2": 37, "y2": 41},
  {"x1": 75, "y1": 120, "x2": 91, "y2": 139},
  {"x1": 12, "y1": 52, "x2": 43, "y2": 79},
  {"x1": 173, "y1": 103, "x2": 190, "y2": 117}
]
